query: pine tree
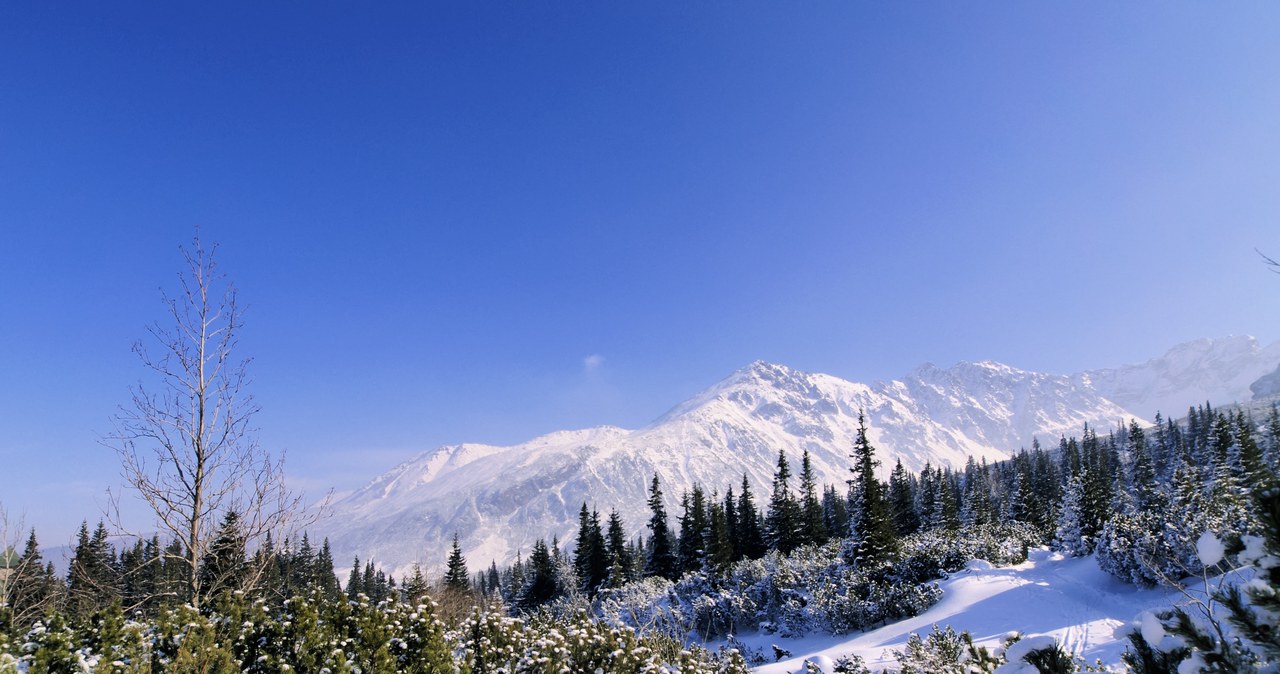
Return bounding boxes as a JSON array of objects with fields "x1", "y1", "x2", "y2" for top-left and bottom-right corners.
[
  {"x1": 677, "y1": 486, "x2": 709, "y2": 573},
  {"x1": 316, "y1": 538, "x2": 341, "y2": 600},
  {"x1": 846, "y1": 411, "x2": 897, "y2": 565},
  {"x1": 822, "y1": 484, "x2": 851, "y2": 540},
  {"x1": 765, "y1": 449, "x2": 802, "y2": 553},
  {"x1": 1126, "y1": 419, "x2": 1162, "y2": 514},
  {"x1": 517, "y1": 539, "x2": 558, "y2": 610},
  {"x1": 889, "y1": 458, "x2": 921, "y2": 535},
  {"x1": 66, "y1": 520, "x2": 119, "y2": 620},
  {"x1": 722, "y1": 488, "x2": 741, "y2": 563},
  {"x1": 644, "y1": 474, "x2": 678, "y2": 580},
  {"x1": 604, "y1": 510, "x2": 633, "y2": 586},
  {"x1": 705, "y1": 498, "x2": 734, "y2": 572},
  {"x1": 1234, "y1": 410, "x2": 1269, "y2": 489},
  {"x1": 199, "y1": 511, "x2": 246, "y2": 600},
  {"x1": 402, "y1": 563, "x2": 430, "y2": 605},
  {"x1": 7, "y1": 529, "x2": 61, "y2": 631},
  {"x1": 930, "y1": 468, "x2": 960, "y2": 531},
  {"x1": 443, "y1": 533, "x2": 471, "y2": 592},
  {"x1": 1265, "y1": 403, "x2": 1280, "y2": 470},
  {"x1": 346, "y1": 556, "x2": 363, "y2": 600},
  {"x1": 799, "y1": 449, "x2": 828, "y2": 546},
  {"x1": 1054, "y1": 473, "x2": 1090, "y2": 556},
  {"x1": 737, "y1": 474, "x2": 767, "y2": 560}
]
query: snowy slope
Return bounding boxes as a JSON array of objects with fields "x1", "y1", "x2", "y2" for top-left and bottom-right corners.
[
  {"x1": 749, "y1": 550, "x2": 1184, "y2": 673},
  {"x1": 747, "y1": 552, "x2": 1177, "y2": 670},
  {"x1": 321, "y1": 360, "x2": 1135, "y2": 577}
]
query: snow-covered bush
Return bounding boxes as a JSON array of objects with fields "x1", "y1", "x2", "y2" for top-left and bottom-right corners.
[
  {"x1": 893, "y1": 624, "x2": 999, "y2": 674},
  {"x1": 1122, "y1": 487, "x2": 1280, "y2": 673}
]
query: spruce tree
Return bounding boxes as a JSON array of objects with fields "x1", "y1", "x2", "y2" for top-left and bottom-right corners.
[
  {"x1": 1054, "y1": 473, "x2": 1090, "y2": 556},
  {"x1": 846, "y1": 411, "x2": 897, "y2": 565},
  {"x1": 517, "y1": 539, "x2": 558, "y2": 610},
  {"x1": 765, "y1": 449, "x2": 802, "y2": 553},
  {"x1": 316, "y1": 538, "x2": 341, "y2": 600},
  {"x1": 889, "y1": 458, "x2": 921, "y2": 535},
  {"x1": 722, "y1": 488, "x2": 741, "y2": 563},
  {"x1": 799, "y1": 449, "x2": 828, "y2": 546},
  {"x1": 737, "y1": 474, "x2": 767, "y2": 560},
  {"x1": 1265, "y1": 403, "x2": 1280, "y2": 470},
  {"x1": 604, "y1": 510, "x2": 633, "y2": 585},
  {"x1": 347, "y1": 557, "x2": 363, "y2": 600},
  {"x1": 403, "y1": 564, "x2": 430, "y2": 605},
  {"x1": 705, "y1": 499, "x2": 734, "y2": 572},
  {"x1": 443, "y1": 533, "x2": 471, "y2": 592},
  {"x1": 66, "y1": 520, "x2": 119, "y2": 620},
  {"x1": 677, "y1": 486, "x2": 709, "y2": 573},
  {"x1": 199, "y1": 511, "x2": 246, "y2": 600},
  {"x1": 644, "y1": 474, "x2": 678, "y2": 580},
  {"x1": 822, "y1": 484, "x2": 851, "y2": 539},
  {"x1": 1128, "y1": 419, "x2": 1162, "y2": 514},
  {"x1": 7, "y1": 529, "x2": 61, "y2": 631}
]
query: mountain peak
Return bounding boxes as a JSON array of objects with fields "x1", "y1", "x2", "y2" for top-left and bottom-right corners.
[{"x1": 319, "y1": 335, "x2": 1280, "y2": 575}]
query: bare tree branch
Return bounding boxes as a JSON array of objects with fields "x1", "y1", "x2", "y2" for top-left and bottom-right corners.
[
  {"x1": 1259, "y1": 248, "x2": 1280, "y2": 274},
  {"x1": 102, "y1": 233, "x2": 326, "y2": 609}
]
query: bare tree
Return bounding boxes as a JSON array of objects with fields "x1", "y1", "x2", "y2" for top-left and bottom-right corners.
[{"x1": 104, "y1": 235, "x2": 314, "y2": 609}]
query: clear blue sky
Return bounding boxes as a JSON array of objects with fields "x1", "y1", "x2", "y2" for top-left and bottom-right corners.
[{"x1": 3, "y1": 3, "x2": 1280, "y2": 546}]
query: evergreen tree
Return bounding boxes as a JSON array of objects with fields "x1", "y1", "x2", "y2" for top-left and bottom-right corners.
[
  {"x1": 1234, "y1": 410, "x2": 1269, "y2": 489},
  {"x1": 889, "y1": 458, "x2": 921, "y2": 535},
  {"x1": 765, "y1": 449, "x2": 802, "y2": 553},
  {"x1": 644, "y1": 474, "x2": 678, "y2": 580},
  {"x1": 315, "y1": 538, "x2": 341, "y2": 600},
  {"x1": 443, "y1": 533, "x2": 471, "y2": 592},
  {"x1": 846, "y1": 411, "x2": 897, "y2": 565},
  {"x1": 822, "y1": 484, "x2": 851, "y2": 540},
  {"x1": 959, "y1": 457, "x2": 991, "y2": 529},
  {"x1": 66, "y1": 520, "x2": 119, "y2": 620},
  {"x1": 915, "y1": 462, "x2": 937, "y2": 529},
  {"x1": 736, "y1": 474, "x2": 767, "y2": 560},
  {"x1": 705, "y1": 498, "x2": 734, "y2": 572},
  {"x1": 346, "y1": 556, "x2": 363, "y2": 601},
  {"x1": 604, "y1": 510, "x2": 633, "y2": 586},
  {"x1": 199, "y1": 511, "x2": 246, "y2": 600},
  {"x1": 1054, "y1": 473, "x2": 1090, "y2": 556},
  {"x1": 403, "y1": 564, "x2": 430, "y2": 605},
  {"x1": 798, "y1": 449, "x2": 828, "y2": 546},
  {"x1": 676, "y1": 486, "x2": 709, "y2": 573},
  {"x1": 930, "y1": 468, "x2": 960, "y2": 531},
  {"x1": 1126, "y1": 419, "x2": 1162, "y2": 514},
  {"x1": 722, "y1": 488, "x2": 741, "y2": 563},
  {"x1": 6, "y1": 529, "x2": 61, "y2": 631},
  {"x1": 1265, "y1": 403, "x2": 1280, "y2": 470},
  {"x1": 517, "y1": 539, "x2": 559, "y2": 610},
  {"x1": 486, "y1": 561, "x2": 500, "y2": 596}
]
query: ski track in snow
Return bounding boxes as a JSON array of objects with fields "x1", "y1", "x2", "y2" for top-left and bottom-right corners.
[{"x1": 743, "y1": 550, "x2": 1179, "y2": 673}]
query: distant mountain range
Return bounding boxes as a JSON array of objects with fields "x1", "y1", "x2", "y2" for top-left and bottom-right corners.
[{"x1": 318, "y1": 336, "x2": 1280, "y2": 577}]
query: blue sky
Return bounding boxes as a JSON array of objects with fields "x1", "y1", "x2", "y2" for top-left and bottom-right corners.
[{"x1": 3, "y1": 3, "x2": 1280, "y2": 546}]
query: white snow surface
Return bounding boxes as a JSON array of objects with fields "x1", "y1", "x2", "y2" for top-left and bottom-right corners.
[
  {"x1": 319, "y1": 336, "x2": 1280, "y2": 576},
  {"x1": 748, "y1": 550, "x2": 1191, "y2": 674}
]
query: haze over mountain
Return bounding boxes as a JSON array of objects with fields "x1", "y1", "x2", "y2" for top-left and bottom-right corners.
[{"x1": 320, "y1": 336, "x2": 1280, "y2": 577}]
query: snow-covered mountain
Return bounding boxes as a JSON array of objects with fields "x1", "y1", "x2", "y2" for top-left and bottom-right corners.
[
  {"x1": 318, "y1": 336, "x2": 1280, "y2": 577},
  {"x1": 1076, "y1": 335, "x2": 1280, "y2": 418}
]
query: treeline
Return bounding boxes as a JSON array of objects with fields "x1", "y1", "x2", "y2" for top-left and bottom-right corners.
[
  {"x1": 2, "y1": 513, "x2": 342, "y2": 637},
  {"x1": 475, "y1": 401, "x2": 1280, "y2": 616}
]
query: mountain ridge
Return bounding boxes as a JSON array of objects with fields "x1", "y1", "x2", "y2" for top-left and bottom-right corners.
[{"x1": 319, "y1": 336, "x2": 1280, "y2": 577}]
